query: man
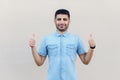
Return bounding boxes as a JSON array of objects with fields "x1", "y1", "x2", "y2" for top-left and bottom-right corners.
[{"x1": 29, "y1": 9, "x2": 96, "y2": 80}]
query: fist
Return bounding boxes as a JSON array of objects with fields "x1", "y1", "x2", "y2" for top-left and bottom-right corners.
[{"x1": 29, "y1": 33, "x2": 37, "y2": 48}]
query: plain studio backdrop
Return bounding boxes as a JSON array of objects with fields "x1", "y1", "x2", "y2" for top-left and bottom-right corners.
[{"x1": 0, "y1": 0, "x2": 120, "y2": 80}]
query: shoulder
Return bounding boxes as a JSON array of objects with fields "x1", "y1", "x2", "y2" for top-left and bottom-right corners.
[
  {"x1": 42, "y1": 33, "x2": 55, "y2": 40},
  {"x1": 69, "y1": 33, "x2": 82, "y2": 39}
]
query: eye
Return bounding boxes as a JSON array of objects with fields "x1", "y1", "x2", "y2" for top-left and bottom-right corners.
[
  {"x1": 57, "y1": 18, "x2": 61, "y2": 21},
  {"x1": 63, "y1": 18, "x2": 67, "y2": 21}
]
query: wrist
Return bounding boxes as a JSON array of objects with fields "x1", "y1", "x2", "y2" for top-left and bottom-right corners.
[
  {"x1": 30, "y1": 46, "x2": 36, "y2": 49},
  {"x1": 90, "y1": 46, "x2": 96, "y2": 49}
]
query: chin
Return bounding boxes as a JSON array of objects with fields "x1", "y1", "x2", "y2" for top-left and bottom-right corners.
[{"x1": 60, "y1": 29, "x2": 66, "y2": 32}]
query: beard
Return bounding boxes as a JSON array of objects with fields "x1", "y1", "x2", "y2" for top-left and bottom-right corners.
[{"x1": 56, "y1": 24, "x2": 68, "y2": 32}]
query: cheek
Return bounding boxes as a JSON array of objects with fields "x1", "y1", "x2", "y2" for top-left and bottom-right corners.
[
  {"x1": 55, "y1": 21, "x2": 58, "y2": 26},
  {"x1": 56, "y1": 21, "x2": 60, "y2": 24},
  {"x1": 66, "y1": 22, "x2": 69, "y2": 25}
]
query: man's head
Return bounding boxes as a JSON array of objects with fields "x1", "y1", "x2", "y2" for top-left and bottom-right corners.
[{"x1": 54, "y1": 9, "x2": 70, "y2": 33}]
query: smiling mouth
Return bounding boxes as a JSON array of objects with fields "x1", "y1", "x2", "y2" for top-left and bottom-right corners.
[
  {"x1": 60, "y1": 26, "x2": 63, "y2": 28},
  {"x1": 59, "y1": 24, "x2": 65, "y2": 27}
]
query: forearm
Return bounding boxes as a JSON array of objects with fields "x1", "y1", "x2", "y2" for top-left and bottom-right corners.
[
  {"x1": 80, "y1": 34, "x2": 95, "y2": 65},
  {"x1": 84, "y1": 48, "x2": 94, "y2": 64},
  {"x1": 31, "y1": 47, "x2": 43, "y2": 66}
]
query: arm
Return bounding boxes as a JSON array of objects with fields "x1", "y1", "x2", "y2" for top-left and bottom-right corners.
[
  {"x1": 29, "y1": 34, "x2": 46, "y2": 66},
  {"x1": 79, "y1": 34, "x2": 96, "y2": 65},
  {"x1": 31, "y1": 46, "x2": 46, "y2": 66},
  {"x1": 79, "y1": 49, "x2": 94, "y2": 65}
]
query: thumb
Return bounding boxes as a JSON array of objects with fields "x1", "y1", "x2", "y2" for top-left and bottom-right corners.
[
  {"x1": 89, "y1": 33, "x2": 93, "y2": 39},
  {"x1": 32, "y1": 33, "x2": 37, "y2": 40}
]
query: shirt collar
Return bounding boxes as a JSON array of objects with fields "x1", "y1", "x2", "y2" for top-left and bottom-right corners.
[{"x1": 54, "y1": 31, "x2": 70, "y2": 37}]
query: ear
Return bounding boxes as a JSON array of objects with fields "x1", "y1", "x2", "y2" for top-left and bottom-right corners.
[
  {"x1": 69, "y1": 19, "x2": 71, "y2": 24},
  {"x1": 54, "y1": 18, "x2": 56, "y2": 23}
]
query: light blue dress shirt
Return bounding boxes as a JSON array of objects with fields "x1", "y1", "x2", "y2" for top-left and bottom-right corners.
[{"x1": 38, "y1": 32, "x2": 86, "y2": 80}]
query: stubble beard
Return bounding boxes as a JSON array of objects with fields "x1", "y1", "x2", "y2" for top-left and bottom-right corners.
[{"x1": 56, "y1": 24, "x2": 68, "y2": 32}]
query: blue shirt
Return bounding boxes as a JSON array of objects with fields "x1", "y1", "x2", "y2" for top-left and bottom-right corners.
[{"x1": 38, "y1": 32, "x2": 86, "y2": 80}]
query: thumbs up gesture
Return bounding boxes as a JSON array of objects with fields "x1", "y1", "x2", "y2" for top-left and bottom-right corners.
[
  {"x1": 88, "y1": 34, "x2": 96, "y2": 49},
  {"x1": 29, "y1": 33, "x2": 37, "y2": 48}
]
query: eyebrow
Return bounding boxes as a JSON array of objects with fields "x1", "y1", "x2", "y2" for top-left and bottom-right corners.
[{"x1": 57, "y1": 18, "x2": 68, "y2": 20}]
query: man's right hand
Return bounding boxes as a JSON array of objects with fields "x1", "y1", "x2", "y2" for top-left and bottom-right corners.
[{"x1": 29, "y1": 33, "x2": 37, "y2": 48}]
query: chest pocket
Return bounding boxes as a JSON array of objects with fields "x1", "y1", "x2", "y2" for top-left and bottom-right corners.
[
  {"x1": 47, "y1": 44, "x2": 58, "y2": 56},
  {"x1": 66, "y1": 44, "x2": 76, "y2": 56},
  {"x1": 66, "y1": 44, "x2": 76, "y2": 61}
]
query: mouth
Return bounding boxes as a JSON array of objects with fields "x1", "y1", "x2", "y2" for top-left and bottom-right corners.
[
  {"x1": 58, "y1": 24, "x2": 65, "y2": 28},
  {"x1": 60, "y1": 26, "x2": 64, "y2": 28},
  {"x1": 56, "y1": 24, "x2": 68, "y2": 32}
]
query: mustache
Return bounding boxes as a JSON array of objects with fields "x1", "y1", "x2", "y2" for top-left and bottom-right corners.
[{"x1": 58, "y1": 24, "x2": 66, "y2": 26}]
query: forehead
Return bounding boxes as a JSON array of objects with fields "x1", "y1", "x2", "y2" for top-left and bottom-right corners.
[{"x1": 56, "y1": 14, "x2": 69, "y2": 19}]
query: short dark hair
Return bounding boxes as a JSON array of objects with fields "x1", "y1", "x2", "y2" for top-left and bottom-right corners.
[{"x1": 55, "y1": 9, "x2": 70, "y2": 19}]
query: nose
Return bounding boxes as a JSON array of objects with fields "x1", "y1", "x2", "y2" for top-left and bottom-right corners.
[{"x1": 60, "y1": 19, "x2": 64, "y2": 24}]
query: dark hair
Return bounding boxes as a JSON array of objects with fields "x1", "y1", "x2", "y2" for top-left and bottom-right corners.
[{"x1": 55, "y1": 9, "x2": 70, "y2": 19}]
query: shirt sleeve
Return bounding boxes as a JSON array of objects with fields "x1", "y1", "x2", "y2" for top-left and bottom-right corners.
[
  {"x1": 38, "y1": 37, "x2": 48, "y2": 56},
  {"x1": 77, "y1": 36, "x2": 86, "y2": 55}
]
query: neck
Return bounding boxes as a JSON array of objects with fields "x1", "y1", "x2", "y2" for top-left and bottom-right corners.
[{"x1": 56, "y1": 30, "x2": 67, "y2": 34}]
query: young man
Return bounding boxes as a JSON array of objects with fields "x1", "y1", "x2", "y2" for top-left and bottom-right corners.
[{"x1": 29, "y1": 9, "x2": 96, "y2": 80}]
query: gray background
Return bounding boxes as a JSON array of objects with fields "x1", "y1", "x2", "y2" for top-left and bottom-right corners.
[{"x1": 0, "y1": 0, "x2": 120, "y2": 80}]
